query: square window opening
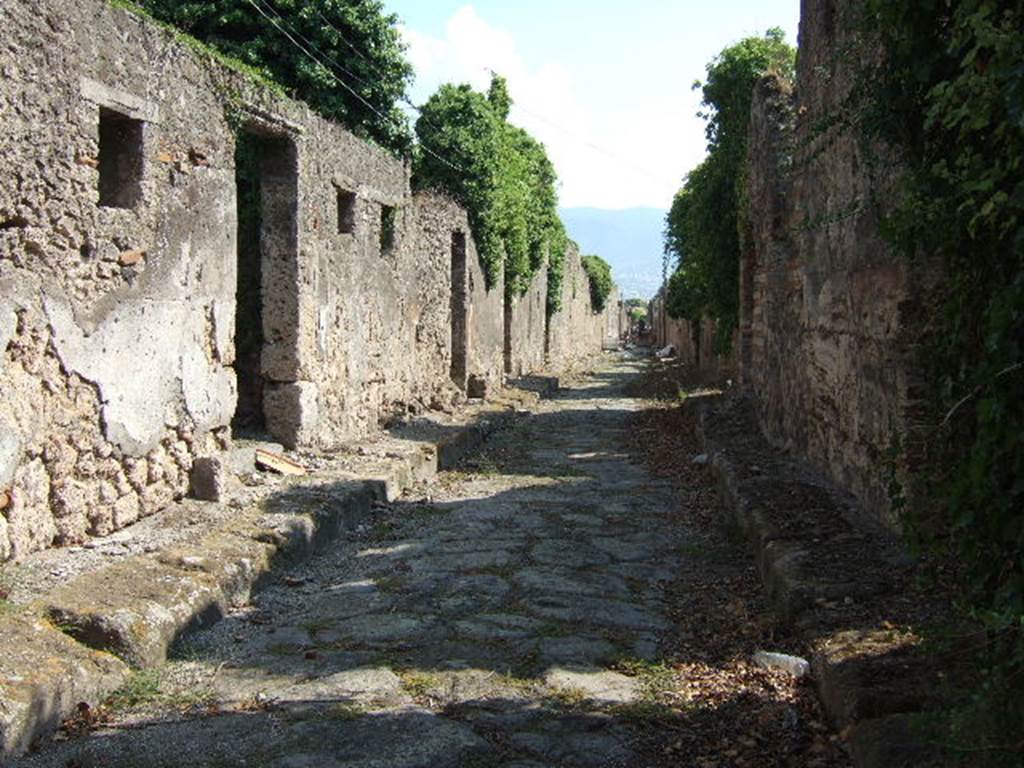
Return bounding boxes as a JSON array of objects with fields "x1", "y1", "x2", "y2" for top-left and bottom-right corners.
[
  {"x1": 98, "y1": 107, "x2": 144, "y2": 209},
  {"x1": 380, "y1": 204, "x2": 397, "y2": 255},
  {"x1": 336, "y1": 188, "x2": 356, "y2": 234}
]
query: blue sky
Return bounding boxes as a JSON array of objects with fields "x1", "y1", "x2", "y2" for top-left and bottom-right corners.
[{"x1": 384, "y1": 1, "x2": 800, "y2": 210}]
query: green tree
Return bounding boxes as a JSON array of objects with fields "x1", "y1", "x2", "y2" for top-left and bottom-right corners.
[
  {"x1": 414, "y1": 75, "x2": 568, "y2": 310},
  {"x1": 664, "y1": 29, "x2": 795, "y2": 351},
  {"x1": 132, "y1": 0, "x2": 414, "y2": 153}
]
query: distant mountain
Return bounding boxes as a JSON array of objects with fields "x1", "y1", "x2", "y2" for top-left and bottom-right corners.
[{"x1": 559, "y1": 207, "x2": 666, "y2": 300}]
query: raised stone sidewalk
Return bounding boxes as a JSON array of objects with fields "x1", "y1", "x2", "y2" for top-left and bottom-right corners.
[
  {"x1": 699, "y1": 395, "x2": 962, "y2": 768},
  {"x1": 0, "y1": 378, "x2": 551, "y2": 758}
]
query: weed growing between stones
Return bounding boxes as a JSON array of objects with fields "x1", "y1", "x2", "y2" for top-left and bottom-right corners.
[
  {"x1": 266, "y1": 642, "x2": 305, "y2": 657},
  {"x1": 105, "y1": 670, "x2": 163, "y2": 712},
  {"x1": 397, "y1": 670, "x2": 442, "y2": 700}
]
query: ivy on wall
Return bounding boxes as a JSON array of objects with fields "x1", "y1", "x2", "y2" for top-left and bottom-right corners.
[
  {"x1": 859, "y1": 0, "x2": 1023, "y2": 754},
  {"x1": 581, "y1": 254, "x2": 613, "y2": 312},
  {"x1": 413, "y1": 75, "x2": 569, "y2": 312},
  {"x1": 663, "y1": 29, "x2": 795, "y2": 353}
]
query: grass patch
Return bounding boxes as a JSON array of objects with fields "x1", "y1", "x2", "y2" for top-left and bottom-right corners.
[
  {"x1": 325, "y1": 702, "x2": 367, "y2": 721},
  {"x1": 608, "y1": 698, "x2": 685, "y2": 725},
  {"x1": 398, "y1": 670, "x2": 442, "y2": 698},
  {"x1": 409, "y1": 503, "x2": 449, "y2": 520},
  {"x1": 303, "y1": 619, "x2": 334, "y2": 639},
  {"x1": 107, "y1": 669, "x2": 163, "y2": 710},
  {"x1": 106, "y1": 668, "x2": 218, "y2": 714},
  {"x1": 547, "y1": 685, "x2": 589, "y2": 709},
  {"x1": 538, "y1": 622, "x2": 573, "y2": 638},
  {"x1": 610, "y1": 657, "x2": 677, "y2": 700}
]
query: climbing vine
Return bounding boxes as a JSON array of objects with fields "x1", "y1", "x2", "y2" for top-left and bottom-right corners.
[
  {"x1": 581, "y1": 255, "x2": 613, "y2": 312},
  {"x1": 414, "y1": 75, "x2": 568, "y2": 311},
  {"x1": 858, "y1": 0, "x2": 1024, "y2": 754},
  {"x1": 663, "y1": 29, "x2": 795, "y2": 353}
]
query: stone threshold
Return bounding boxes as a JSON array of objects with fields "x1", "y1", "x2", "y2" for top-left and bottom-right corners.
[
  {"x1": 697, "y1": 394, "x2": 963, "y2": 768},
  {"x1": 0, "y1": 379, "x2": 558, "y2": 759}
]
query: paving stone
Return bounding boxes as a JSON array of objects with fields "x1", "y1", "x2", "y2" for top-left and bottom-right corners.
[
  {"x1": 544, "y1": 667, "x2": 642, "y2": 704},
  {"x1": 537, "y1": 636, "x2": 618, "y2": 666},
  {"x1": 512, "y1": 566, "x2": 632, "y2": 599},
  {"x1": 530, "y1": 540, "x2": 612, "y2": 568},
  {"x1": 521, "y1": 593, "x2": 670, "y2": 631},
  {"x1": 16, "y1": 357, "x2": 678, "y2": 766},
  {"x1": 455, "y1": 613, "x2": 546, "y2": 641},
  {"x1": 335, "y1": 614, "x2": 440, "y2": 646},
  {"x1": 587, "y1": 536, "x2": 657, "y2": 562},
  {"x1": 509, "y1": 720, "x2": 635, "y2": 768}
]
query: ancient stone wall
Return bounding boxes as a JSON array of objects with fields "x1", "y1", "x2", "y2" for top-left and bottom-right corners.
[
  {"x1": 504, "y1": 269, "x2": 548, "y2": 379},
  {"x1": 741, "y1": 0, "x2": 931, "y2": 527},
  {"x1": 647, "y1": 292, "x2": 736, "y2": 376},
  {"x1": 0, "y1": 0, "x2": 246, "y2": 560},
  {"x1": 545, "y1": 244, "x2": 618, "y2": 370},
  {"x1": 0, "y1": 0, "x2": 608, "y2": 561},
  {"x1": 412, "y1": 191, "x2": 504, "y2": 399}
]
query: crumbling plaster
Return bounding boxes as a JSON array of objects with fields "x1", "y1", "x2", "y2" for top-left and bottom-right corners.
[{"x1": 1, "y1": 0, "x2": 614, "y2": 561}]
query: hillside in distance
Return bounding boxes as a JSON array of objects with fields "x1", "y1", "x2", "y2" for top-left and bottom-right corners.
[{"x1": 559, "y1": 207, "x2": 667, "y2": 300}]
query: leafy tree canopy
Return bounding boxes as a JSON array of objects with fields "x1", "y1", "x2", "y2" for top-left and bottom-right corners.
[
  {"x1": 131, "y1": 0, "x2": 414, "y2": 153},
  {"x1": 664, "y1": 29, "x2": 795, "y2": 351},
  {"x1": 414, "y1": 75, "x2": 569, "y2": 310}
]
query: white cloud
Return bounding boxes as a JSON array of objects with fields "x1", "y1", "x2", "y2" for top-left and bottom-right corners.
[{"x1": 400, "y1": 5, "x2": 691, "y2": 209}]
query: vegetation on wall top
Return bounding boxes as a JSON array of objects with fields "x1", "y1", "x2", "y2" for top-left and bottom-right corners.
[
  {"x1": 663, "y1": 28, "x2": 795, "y2": 352},
  {"x1": 413, "y1": 74, "x2": 569, "y2": 312},
  {"x1": 128, "y1": 0, "x2": 414, "y2": 154},
  {"x1": 581, "y1": 254, "x2": 614, "y2": 313}
]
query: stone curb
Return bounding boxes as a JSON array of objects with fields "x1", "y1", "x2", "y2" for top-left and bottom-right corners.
[
  {"x1": 696, "y1": 395, "x2": 944, "y2": 768},
  {"x1": 0, "y1": 402, "x2": 527, "y2": 759},
  {"x1": 0, "y1": 613, "x2": 130, "y2": 757}
]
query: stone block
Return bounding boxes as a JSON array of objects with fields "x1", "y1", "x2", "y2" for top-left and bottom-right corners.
[
  {"x1": 44, "y1": 556, "x2": 226, "y2": 669},
  {"x1": 190, "y1": 455, "x2": 229, "y2": 502}
]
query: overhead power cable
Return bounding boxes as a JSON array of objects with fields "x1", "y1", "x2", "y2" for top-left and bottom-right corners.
[{"x1": 243, "y1": 0, "x2": 467, "y2": 174}]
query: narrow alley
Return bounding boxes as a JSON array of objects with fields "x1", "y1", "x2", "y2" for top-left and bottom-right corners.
[{"x1": 16, "y1": 356, "x2": 846, "y2": 768}]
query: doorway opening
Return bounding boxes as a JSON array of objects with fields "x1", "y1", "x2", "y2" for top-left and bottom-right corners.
[
  {"x1": 232, "y1": 130, "x2": 298, "y2": 436},
  {"x1": 450, "y1": 231, "x2": 468, "y2": 388}
]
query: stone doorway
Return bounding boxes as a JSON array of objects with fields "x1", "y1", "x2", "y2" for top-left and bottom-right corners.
[
  {"x1": 450, "y1": 231, "x2": 468, "y2": 389},
  {"x1": 232, "y1": 130, "x2": 299, "y2": 439}
]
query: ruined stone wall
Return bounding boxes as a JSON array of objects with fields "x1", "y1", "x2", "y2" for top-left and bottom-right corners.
[
  {"x1": 606, "y1": 289, "x2": 625, "y2": 349},
  {"x1": 0, "y1": 0, "x2": 613, "y2": 561},
  {"x1": 647, "y1": 293, "x2": 735, "y2": 376},
  {"x1": 505, "y1": 269, "x2": 548, "y2": 378},
  {"x1": 742, "y1": 0, "x2": 929, "y2": 526},
  {"x1": 545, "y1": 244, "x2": 612, "y2": 370},
  {"x1": 0, "y1": 0, "x2": 245, "y2": 559},
  {"x1": 411, "y1": 191, "x2": 504, "y2": 400},
  {"x1": 0, "y1": 0, "x2": 499, "y2": 559}
]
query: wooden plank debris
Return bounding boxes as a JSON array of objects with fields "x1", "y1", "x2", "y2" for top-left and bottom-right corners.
[{"x1": 255, "y1": 449, "x2": 307, "y2": 477}]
